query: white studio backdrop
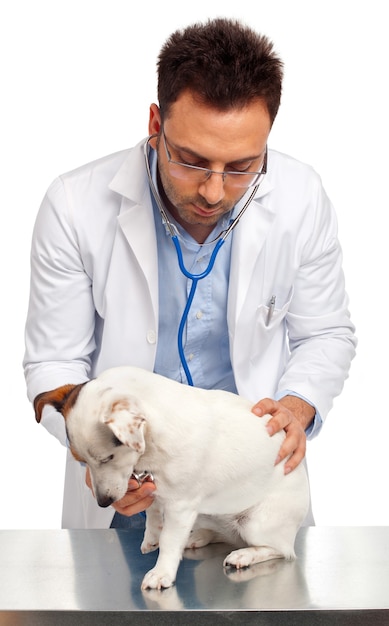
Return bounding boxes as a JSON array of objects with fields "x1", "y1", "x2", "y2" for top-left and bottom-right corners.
[{"x1": 1, "y1": 0, "x2": 387, "y2": 528}]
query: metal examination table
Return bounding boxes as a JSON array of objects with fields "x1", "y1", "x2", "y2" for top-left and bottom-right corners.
[{"x1": 0, "y1": 526, "x2": 388, "y2": 625}]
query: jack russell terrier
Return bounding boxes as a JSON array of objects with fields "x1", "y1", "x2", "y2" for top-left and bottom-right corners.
[{"x1": 34, "y1": 366, "x2": 309, "y2": 590}]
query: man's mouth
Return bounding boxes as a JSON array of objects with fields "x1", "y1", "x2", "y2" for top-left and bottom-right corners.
[{"x1": 192, "y1": 204, "x2": 223, "y2": 217}]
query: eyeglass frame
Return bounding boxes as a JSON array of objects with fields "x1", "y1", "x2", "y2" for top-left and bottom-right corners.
[{"x1": 161, "y1": 128, "x2": 267, "y2": 188}]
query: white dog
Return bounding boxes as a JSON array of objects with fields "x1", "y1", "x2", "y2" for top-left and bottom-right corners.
[{"x1": 34, "y1": 366, "x2": 309, "y2": 590}]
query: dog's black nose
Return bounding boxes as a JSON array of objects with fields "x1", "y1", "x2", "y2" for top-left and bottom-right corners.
[{"x1": 97, "y1": 495, "x2": 114, "y2": 508}]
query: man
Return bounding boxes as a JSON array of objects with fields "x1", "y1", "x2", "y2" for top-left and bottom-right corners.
[{"x1": 23, "y1": 18, "x2": 356, "y2": 528}]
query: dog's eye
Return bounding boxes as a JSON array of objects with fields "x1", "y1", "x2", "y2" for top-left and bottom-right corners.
[{"x1": 101, "y1": 454, "x2": 114, "y2": 464}]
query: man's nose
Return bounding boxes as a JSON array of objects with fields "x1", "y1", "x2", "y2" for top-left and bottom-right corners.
[{"x1": 198, "y1": 172, "x2": 226, "y2": 205}]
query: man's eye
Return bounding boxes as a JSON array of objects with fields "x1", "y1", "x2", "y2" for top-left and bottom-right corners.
[
  {"x1": 229, "y1": 163, "x2": 253, "y2": 173},
  {"x1": 181, "y1": 157, "x2": 203, "y2": 167},
  {"x1": 177, "y1": 152, "x2": 206, "y2": 168}
]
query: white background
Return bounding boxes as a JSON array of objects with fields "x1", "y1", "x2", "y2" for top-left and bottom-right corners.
[{"x1": 1, "y1": 0, "x2": 387, "y2": 528}]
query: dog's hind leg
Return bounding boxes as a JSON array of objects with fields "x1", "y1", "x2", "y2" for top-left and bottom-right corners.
[
  {"x1": 185, "y1": 514, "x2": 243, "y2": 549},
  {"x1": 185, "y1": 527, "x2": 217, "y2": 549},
  {"x1": 224, "y1": 544, "x2": 285, "y2": 569},
  {"x1": 223, "y1": 497, "x2": 302, "y2": 569},
  {"x1": 223, "y1": 465, "x2": 309, "y2": 570}
]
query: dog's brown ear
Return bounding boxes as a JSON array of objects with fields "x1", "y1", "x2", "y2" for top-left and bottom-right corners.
[
  {"x1": 34, "y1": 383, "x2": 86, "y2": 423},
  {"x1": 102, "y1": 396, "x2": 146, "y2": 454}
]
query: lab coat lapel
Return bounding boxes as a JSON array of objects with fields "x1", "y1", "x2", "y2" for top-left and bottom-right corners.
[
  {"x1": 117, "y1": 197, "x2": 158, "y2": 292},
  {"x1": 228, "y1": 181, "x2": 276, "y2": 325},
  {"x1": 108, "y1": 140, "x2": 159, "y2": 316}
]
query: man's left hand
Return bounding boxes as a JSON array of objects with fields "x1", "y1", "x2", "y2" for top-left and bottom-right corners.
[{"x1": 252, "y1": 396, "x2": 315, "y2": 474}]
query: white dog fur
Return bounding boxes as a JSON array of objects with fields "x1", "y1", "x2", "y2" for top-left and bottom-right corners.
[{"x1": 34, "y1": 366, "x2": 310, "y2": 590}]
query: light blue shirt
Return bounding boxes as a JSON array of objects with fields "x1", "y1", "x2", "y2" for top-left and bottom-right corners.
[{"x1": 152, "y1": 215, "x2": 237, "y2": 390}]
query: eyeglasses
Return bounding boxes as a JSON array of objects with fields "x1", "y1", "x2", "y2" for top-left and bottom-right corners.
[{"x1": 161, "y1": 129, "x2": 267, "y2": 189}]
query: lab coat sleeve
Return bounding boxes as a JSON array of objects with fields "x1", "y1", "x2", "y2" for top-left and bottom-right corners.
[
  {"x1": 23, "y1": 176, "x2": 95, "y2": 440},
  {"x1": 276, "y1": 179, "x2": 356, "y2": 422}
]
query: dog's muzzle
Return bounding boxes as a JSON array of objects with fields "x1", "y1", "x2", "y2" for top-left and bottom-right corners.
[{"x1": 96, "y1": 471, "x2": 155, "y2": 508}]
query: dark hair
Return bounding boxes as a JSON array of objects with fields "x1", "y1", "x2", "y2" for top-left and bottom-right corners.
[{"x1": 157, "y1": 18, "x2": 284, "y2": 124}]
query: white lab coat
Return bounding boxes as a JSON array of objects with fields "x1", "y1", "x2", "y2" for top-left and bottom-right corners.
[{"x1": 24, "y1": 139, "x2": 356, "y2": 528}]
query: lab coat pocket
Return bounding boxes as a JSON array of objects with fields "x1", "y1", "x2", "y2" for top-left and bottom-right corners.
[
  {"x1": 249, "y1": 289, "x2": 293, "y2": 358},
  {"x1": 261, "y1": 287, "x2": 293, "y2": 327}
]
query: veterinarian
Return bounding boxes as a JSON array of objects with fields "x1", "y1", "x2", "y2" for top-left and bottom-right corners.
[{"x1": 24, "y1": 18, "x2": 356, "y2": 529}]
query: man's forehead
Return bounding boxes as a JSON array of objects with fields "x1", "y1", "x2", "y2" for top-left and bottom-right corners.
[{"x1": 163, "y1": 95, "x2": 270, "y2": 163}]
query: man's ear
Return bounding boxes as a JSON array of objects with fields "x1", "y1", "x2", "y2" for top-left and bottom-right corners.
[
  {"x1": 148, "y1": 102, "x2": 161, "y2": 142},
  {"x1": 101, "y1": 395, "x2": 146, "y2": 454}
]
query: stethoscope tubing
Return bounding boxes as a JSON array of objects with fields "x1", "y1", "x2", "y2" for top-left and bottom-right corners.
[
  {"x1": 144, "y1": 135, "x2": 260, "y2": 386},
  {"x1": 173, "y1": 234, "x2": 226, "y2": 385}
]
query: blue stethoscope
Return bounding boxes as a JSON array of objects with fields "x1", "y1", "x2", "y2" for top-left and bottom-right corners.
[{"x1": 144, "y1": 135, "x2": 262, "y2": 386}]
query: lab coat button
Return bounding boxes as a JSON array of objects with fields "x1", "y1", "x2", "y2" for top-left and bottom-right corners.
[
  {"x1": 196, "y1": 310, "x2": 203, "y2": 319},
  {"x1": 146, "y1": 330, "x2": 156, "y2": 344}
]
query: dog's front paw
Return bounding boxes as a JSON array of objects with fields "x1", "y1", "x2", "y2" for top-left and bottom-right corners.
[{"x1": 141, "y1": 567, "x2": 175, "y2": 590}]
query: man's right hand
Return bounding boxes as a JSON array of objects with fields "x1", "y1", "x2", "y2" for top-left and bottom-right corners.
[{"x1": 85, "y1": 466, "x2": 156, "y2": 516}]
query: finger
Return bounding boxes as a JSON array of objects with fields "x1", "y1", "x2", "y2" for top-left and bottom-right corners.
[
  {"x1": 127, "y1": 478, "x2": 143, "y2": 491},
  {"x1": 123, "y1": 481, "x2": 156, "y2": 500},
  {"x1": 265, "y1": 410, "x2": 293, "y2": 436},
  {"x1": 252, "y1": 400, "x2": 294, "y2": 435},
  {"x1": 284, "y1": 444, "x2": 306, "y2": 474},
  {"x1": 127, "y1": 474, "x2": 155, "y2": 491},
  {"x1": 113, "y1": 482, "x2": 156, "y2": 516},
  {"x1": 113, "y1": 494, "x2": 155, "y2": 517},
  {"x1": 251, "y1": 397, "x2": 277, "y2": 417},
  {"x1": 275, "y1": 434, "x2": 306, "y2": 474}
]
